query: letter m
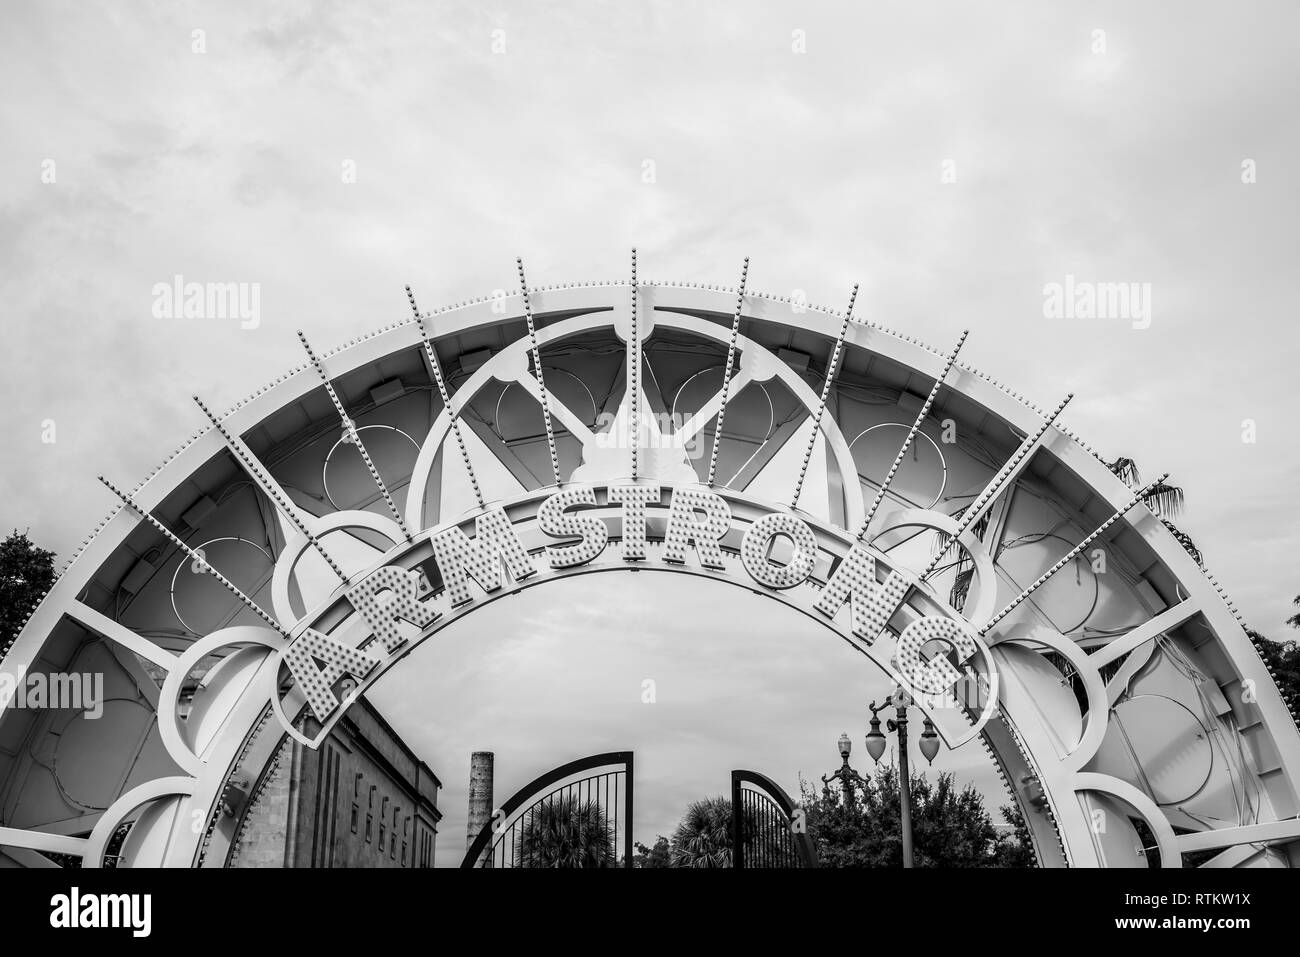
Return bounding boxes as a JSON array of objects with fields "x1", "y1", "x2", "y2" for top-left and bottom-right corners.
[
  {"x1": 101, "y1": 895, "x2": 130, "y2": 928},
  {"x1": 1096, "y1": 282, "x2": 1127, "y2": 318},
  {"x1": 49, "y1": 672, "x2": 81, "y2": 710},
  {"x1": 813, "y1": 543, "x2": 909, "y2": 645},
  {"x1": 207, "y1": 282, "x2": 239, "y2": 318},
  {"x1": 430, "y1": 505, "x2": 538, "y2": 606}
]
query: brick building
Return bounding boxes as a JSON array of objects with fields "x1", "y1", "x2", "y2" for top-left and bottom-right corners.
[{"x1": 230, "y1": 696, "x2": 440, "y2": 868}]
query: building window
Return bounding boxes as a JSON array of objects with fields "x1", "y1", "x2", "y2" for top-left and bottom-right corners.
[
  {"x1": 351, "y1": 773, "x2": 362, "y2": 834},
  {"x1": 365, "y1": 814, "x2": 372, "y2": 842}
]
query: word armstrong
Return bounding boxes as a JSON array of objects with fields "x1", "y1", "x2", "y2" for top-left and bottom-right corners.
[{"x1": 277, "y1": 484, "x2": 989, "y2": 733}]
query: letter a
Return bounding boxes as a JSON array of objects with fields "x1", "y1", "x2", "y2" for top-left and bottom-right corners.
[{"x1": 283, "y1": 629, "x2": 381, "y2": 721}]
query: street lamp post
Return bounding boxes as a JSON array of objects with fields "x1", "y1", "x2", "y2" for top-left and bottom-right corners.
[
  {"x1": 821, "y1": 731, "x2": 868, "y2": 807},
  {"x1": 892, "y1": 697, "x2": 915, "y2": 870},
  {"x1": 863, "y1": 689, "x2": 942, "y2": 868}
]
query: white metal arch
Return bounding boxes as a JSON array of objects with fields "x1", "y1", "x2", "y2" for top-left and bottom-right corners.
[{"x1": 1, "y1": 273, "x2": 1297, "y2": 870}]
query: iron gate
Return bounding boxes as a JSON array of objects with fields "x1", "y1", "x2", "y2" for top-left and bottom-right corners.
[
  {"x1": 731, "y1": 769, "x2": 818, "y2": 868},
  {"x1": 461, "y1": 752, "x2": 633, "y2": 868}
]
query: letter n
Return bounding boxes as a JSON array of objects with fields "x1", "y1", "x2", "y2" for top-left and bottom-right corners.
[{"x1": 813, "y1": 544, "x2": 909, "y2": 644}]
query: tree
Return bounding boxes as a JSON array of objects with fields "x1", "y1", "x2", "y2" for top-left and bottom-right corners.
[
  {"x1": 1, "y1": 530, "x2": 56, "y2": 658},
  {"x1": 666, "y1": 797, "x2": 798, "y2": 867},
  {"x1": 1105, "y1": 457, "x2": 1201, "y2": 565},
  {"x1": 517, "y1": 796, "x2": 615, "y2": 868},
  {"x1": 670, "y1": 796, "x2": 735, "y2": 868},
  {"x1": 632, "y1": 835, "x2": 671, "y2": 868},
  {"x1": 800, "y1": 763, "x2": 1035, "y2": 867},
  {"x1": 669, "y1": 796, "x2": 766, "y2": 868},
  {"x1": 1253, "y1": 619, "x2": 1300, "y2": 719},
  {"x1": 995, "y1": 802, "x2": 1038, "y2": 868}
]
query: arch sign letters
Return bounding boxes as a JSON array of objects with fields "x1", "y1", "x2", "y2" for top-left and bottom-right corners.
[{"x1": 273, "y1": 485, "x2": 999, "y2": 752}]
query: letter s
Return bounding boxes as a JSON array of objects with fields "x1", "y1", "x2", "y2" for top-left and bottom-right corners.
[{"x1": 538, "y1": 484, "x2": 609, "y2": 568}]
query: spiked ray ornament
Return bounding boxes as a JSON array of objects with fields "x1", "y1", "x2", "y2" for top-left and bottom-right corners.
[{"x1": 297, "y1": 330, "x2": 412, "y2": 542}]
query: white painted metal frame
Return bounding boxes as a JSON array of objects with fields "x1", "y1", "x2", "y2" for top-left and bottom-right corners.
[{"x1": 2, "y1": 278, "x2": 1297, "y2": 870}]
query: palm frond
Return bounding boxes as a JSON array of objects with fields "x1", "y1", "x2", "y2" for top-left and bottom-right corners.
[
  {"x1": 668, "y1": 796, "x2": 766, "y2": 868},
  {"x1": 1141, "y1": 481, "x2": 1185, "y2": 518},
  {"x1": 949, "y1": 566, "x2": 974, "y2": 610},
  {"x1": 517, "y1": 796, "x2": 614, "y2": 868},
  {"x1": 929, "y1": 502, "x2": 988, "y2": 614},
  {"x1": 1106, "y1": 456, "x2": 1142, "y2": 485},
  {"x1": 1161, "y1": 518, "x2": 1202, "y2": 566}
]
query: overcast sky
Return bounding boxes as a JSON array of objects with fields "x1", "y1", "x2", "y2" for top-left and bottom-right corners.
[{"x1": 2, "y1": 2, "x2": 1297, "y2": 863}]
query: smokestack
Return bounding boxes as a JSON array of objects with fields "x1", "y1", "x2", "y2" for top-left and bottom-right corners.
[{"x1": 466, "y1": 751, "x2": 494, "y2": 862}]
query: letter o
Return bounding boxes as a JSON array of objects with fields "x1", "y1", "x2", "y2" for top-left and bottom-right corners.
[{"x1": 740, "y1": 512, "x2": 817, "y2": 590}]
